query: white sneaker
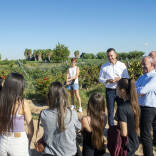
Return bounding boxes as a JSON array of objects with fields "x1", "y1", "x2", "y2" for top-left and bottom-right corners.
[
  {"x1": 71, "y1": 105, "x2": 75, "y2": 110},
  {"x1": 78, "y1": 107, "x2": 82, "y2": 112}
]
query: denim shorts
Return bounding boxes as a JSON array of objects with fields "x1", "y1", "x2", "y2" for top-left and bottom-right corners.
[{"x1": 66, "y1": 84, "x2": 79, "y2": 90}]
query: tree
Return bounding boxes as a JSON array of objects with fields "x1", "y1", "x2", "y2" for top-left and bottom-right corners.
[
  {"x1": 36, "y1": 50, "x2": 42, "y2": 61},
  {"x1": 87, "y1": 53, "x2": 96, "y2": 59},
  {"x1": 74, "y1": 50, "x2": 80, "y2": 58},
  {"x1": 24, "y1": 49, "x2": 29, "y2": 59},
  {"x1": 24, "y1": 48, "x2": 32, "y2": 60},
  {"x1": 117, "y1": 52, "x2": 129, "y2": 60},
  {"x1": 53, "y1": 43, "x2": 70, "y2": 62},
  {"x1": 27, "y1": 49, "x2": 32, "y2": 61},
  {"x1": 128, "y1": 51, "x2": 144, "y2": 59},
  {"x1": 117, "y1": 51, "x2": 145, "y2": 60},
  {"x1": 80, "y1": 52, "x2": 86, "y2": 59},
  {"x1": 32, "y1": 49, "x2": 54, "y2": 62},
  {"x1": 33, "y1": 50, "x2": 37, "y2": 61},
  {"x1": 80, "y1": 53, "x2": 96, "y2": 59},
  {"x1": 44, "y1": 49, "x2": 53, "y2": 62},
  {"x1": 96, "y1": 52, "x2": 106, "y2": 59},
  {"x1": 46, "y1": 50, "x2": 53, "y2": 62}
]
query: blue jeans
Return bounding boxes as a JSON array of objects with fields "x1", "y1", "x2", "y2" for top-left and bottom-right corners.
[
  {"x1": 106, "y1": 88, "x2": 123, "y2": 127},
  {"x1": 66, "y1": 84, "x2": 79, "y2": 90},
  {"x1": 140, "y1": 106, "x2": 156, "y2": 156}
]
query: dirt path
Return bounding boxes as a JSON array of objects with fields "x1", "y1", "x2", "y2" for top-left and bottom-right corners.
[{"x1": 25, "y1": 99, "x2": 156, "y2": 156}]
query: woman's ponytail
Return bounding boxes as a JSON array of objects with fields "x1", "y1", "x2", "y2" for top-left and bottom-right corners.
[{"x1": 129, "y1": 79, "x2": 140, "y2": 134}]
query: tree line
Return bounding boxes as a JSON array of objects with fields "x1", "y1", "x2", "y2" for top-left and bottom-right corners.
[
  {"x1": 24, "y1": 43, "x2": 71, "y2": 62},
  {"x1": 80, "y1": 51, "x2": 144, "y2": 60},
  {"x1": 24, "y1": 43, "x2": 145, "y2": 62}
]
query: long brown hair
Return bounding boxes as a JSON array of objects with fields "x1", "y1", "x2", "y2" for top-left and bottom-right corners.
[
  {"x1": 48, "y1": 81, "x2": 70, "y2": 132},
  {"x1": 117, "y1": 78, "x2": 140, "y2": 134},
  {"x1": 0, "y1": 73, "x2": 25, "y2": 134},
  {"x1": 87, "y1": 92, "x2": 106, "y2": 150}
]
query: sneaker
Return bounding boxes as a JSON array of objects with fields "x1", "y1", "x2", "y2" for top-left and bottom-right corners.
[
  {"x1": 78, "y1": 107, "x2": 82, "y2": 112},
  {"x1": 71, "y1": 105, "x2": 75, "y2": 110}
]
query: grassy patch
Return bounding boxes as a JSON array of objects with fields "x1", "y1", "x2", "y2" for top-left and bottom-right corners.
[{"x1": 67, "y1": 84, "x2": 105, "y2": 110}]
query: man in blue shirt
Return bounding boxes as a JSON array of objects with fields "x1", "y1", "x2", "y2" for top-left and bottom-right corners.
[{"x1": 136, "y1": 56, "x2": 156, "y2": 156}]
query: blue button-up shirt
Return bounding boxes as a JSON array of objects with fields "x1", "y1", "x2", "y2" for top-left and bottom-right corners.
[{"x1": 136, "y1": 70, "x2": 156, "y2": 108}]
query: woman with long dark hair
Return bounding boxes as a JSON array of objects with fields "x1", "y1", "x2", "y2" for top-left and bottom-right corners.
[
  {"x1": 115, "y1": 78, "x2": 140, "y2": 156},
  {"x1": 81, "y1": 92, "x2": 107, "y2": 156},
  {"x1": 0, "y1": 73, "x2": 34, "y2": 156},
  {"x1": 40, "y1": 81, "x2": 81, "y2": 156}
]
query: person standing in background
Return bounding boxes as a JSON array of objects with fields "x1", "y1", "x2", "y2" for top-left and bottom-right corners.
[
  {"x1": 99, "y1": 48, "x2": 129, "y2": 127},
  {"x1": 66, "y1": 58, "x2": 82, "y2": 112},
  {"x1": 149, "y1": 51, "x2": 156, "y2": 145},
  {"x1": 136, "y1": 56, "x2": 156, "y2": 156}
]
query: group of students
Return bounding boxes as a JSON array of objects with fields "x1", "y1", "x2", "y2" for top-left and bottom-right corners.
[
  {"x1": 0, "y1": 50, "x2": 156, "y2": 156},
  {"x1": 0, "y1": 71, "x2": 140, "y2": 156}
]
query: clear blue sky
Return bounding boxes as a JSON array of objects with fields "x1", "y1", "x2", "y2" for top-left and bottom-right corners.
[{"x1": 0, "y1": 0, "x2": 155, "y2": 59}]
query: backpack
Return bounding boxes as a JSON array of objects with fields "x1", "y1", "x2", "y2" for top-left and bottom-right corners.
[{"x1": 107, "y1": 125, "x2": 128, "y2": 156}]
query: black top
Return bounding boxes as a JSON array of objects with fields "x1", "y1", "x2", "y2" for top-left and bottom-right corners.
[
  {"x1": 82, "y1": 130, "x2": 106, "y2": 156},
  {"x1": 115, "y1": 101, "x2": 139, "y2": 151}
]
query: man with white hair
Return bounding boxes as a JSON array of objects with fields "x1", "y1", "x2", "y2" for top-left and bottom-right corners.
[
  {"x1": 136, "y1": 56, "x2": 156, "y2": 156},
  {"x1": 149, "y1": 51, "x2": 156, "y2": 144},
  {"x1": 149, "y1": 51, "x2": 156, "y2": 69}
]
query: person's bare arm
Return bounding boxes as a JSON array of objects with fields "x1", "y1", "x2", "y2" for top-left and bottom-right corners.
[
  {"x1": 23, "y1": 101, "x2": 34, "y2": 145},
  {"x1": 66, "y1": 69, "x2": 70, "y2": 84},
  {"x1": 81, "y1": 116, "x2": 91, "y2": 132},
  {"x1": 120, "y1": 121, "x2": 127, "y2": 136}
]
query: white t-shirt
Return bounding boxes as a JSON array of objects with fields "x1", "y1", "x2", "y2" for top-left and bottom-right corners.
[{"x1": 68, "y1": 66, "x2": 78, "y2": 84}]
